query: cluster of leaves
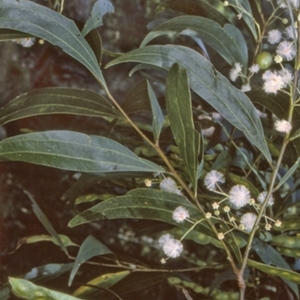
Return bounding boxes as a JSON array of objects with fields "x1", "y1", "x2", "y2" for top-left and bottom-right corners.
[{"x1": 1, "y1": 0, "x2": 300, "y2": 299}]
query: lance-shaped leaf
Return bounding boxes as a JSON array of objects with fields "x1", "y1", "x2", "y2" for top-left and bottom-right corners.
[
  {"x1": 0, "y1": 88, "x2": 121, "y2": 126},
  {"x1": 0, "y1": 131, "x2": 165, "y2": 173},
  {"x1": 73, "y1": 271, "x2": 130, "y2": 298},
  {"x1": 9, "y1": 277, "x2": 82, "y2": 300},
  {"x1": 81, "y1": 0, "x2": 114, "y2": 36},
  {"x1": 140, "y1": 15, "x2": 248, "y2": 68},
  {"x1": 0, "y1": 0, "x2": 107, "y2": 89},
  {"x1": 147, "y1": 81, "x2": 164, "y2": 142},
  {"x1": 69, "y1": 235, "x2": 113, "y2": 286},
  {"x1": 68, "y1": 188, "x2": 213, "y2": 236},
  {"x1": 106, "y1": 45, "x2": 271, "y2": 163},
  {"x1": 166, "y1": 64, "x2": 200, "y2": 189},
  {"x1": 247, "y1": 259, "x2": 300, "y2": 285}
]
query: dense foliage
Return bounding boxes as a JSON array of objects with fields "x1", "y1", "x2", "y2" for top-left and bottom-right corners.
[{"x1": 1, "y1": 0, "x2": 300, "y2": 299}]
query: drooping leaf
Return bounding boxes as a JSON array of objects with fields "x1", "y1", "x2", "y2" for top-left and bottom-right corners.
[
  {"x1": 81, "y1": 0, "x2": 114, "y2": 36},
  {"x1": 24, "y1": 190, "x2": 69, "y2": 256},
  {"x1": 107, "y1": 45, "x2": 271, "y2": 163},
  {"x1": 11, "y1": 234, "x2": 78, "y2": 254},
  {"x1": 0, "y1": 0, "x2": 107, "y2": 89},
  {"x1": 0, "y1": 88, "x2": 121, "y2": 126},
  {"x1": 73, "y1": 271, "x2": 130, "y2": 298},
  {"x1": 68, "y1": 188, "x2": 214, "y2": 238},
  {"x1": 275, "y1": 157, "x2": 300, "y2": 190},
  {"x1": 0, "y1": 130, "x2": 165, "y2": 173},
  {"x1": 9, "y1": 277, "x2": 82, "y2": 300},
  {"x1": 166, "y1": 64, "x2": 200, "y2": 189},
  {"x1": 68, "y1": 235, "x2": 113, "y2": 286},
  {"x1": 140, "y1": 15, "x2": 248, "y2": 68},
  {"x1": 147, "y1": 81, "x2": 164, "y2": 142}
]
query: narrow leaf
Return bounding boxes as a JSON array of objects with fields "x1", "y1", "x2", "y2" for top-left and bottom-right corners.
[
  {"x1": 0, "y1": 0, "x2": 107, "y2": 88},
  {"x1": 24, "y1": 190, "x2": 68, "y2": 256},
  {"x1": 68, "y1": 188, "x2": 215, "y2": 238},
  {"x1": 106, "y1": 45, "x2": 271, "y2": 163},
  {"x1": 0, "y1": 130, "x2": 165, "y2": 173},
  {"x1": 9, "y1": 277, "x2": 82, "y2": 300},
  {"x1": 10, "y1": 234, "x2": 78, "y2": 254},
  {"x1": 247, "y1": 259, "x2": 300, "y2": 285},
  {"x1": 68, "y1": 235, "x2": 113, "y2": 286},
  {"x1": 0, "y1": 88, "x2": 121, "y2": 126},
  {"x1": 147, "y1": 81, "x2": 164, "y2": 142},
  {"x1": 73, "y1": 271, "x2": 130, "y2": 298},
  {"x1": 140, "y1": 15, "x2": 248, "y2": 68},
  {"x1": 166, "y1": 64, "x2": 200, "y2": 189},
  {"x1": 275, "y1": 157, "x2": 300, "y2": 190},
  {"x1": 81, "y1": 0, "x2": 114, "y2": 36}
]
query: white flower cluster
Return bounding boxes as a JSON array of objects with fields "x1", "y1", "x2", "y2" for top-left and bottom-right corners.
[
  {"x1": 203, "y1": 170, "x2": 280, "y2": 235},
  {"x1": 262, "y1": 68, "x2": 293, "y2": 94},
  {"x1": 158, "y1": 233, "x2": 183, "y2": 259},
  {"x1": 159, "y1": 177, "x2": 182, "y2": 195},
  {"x1": 274, "y1": 119, "x2": 292, "y2": 134},
  {"x1": 172, "y1": 206, "x2": 190, "y2": 223},
  {"x1": 204, "y1": 170, "x2": 225, "y2": 191}
]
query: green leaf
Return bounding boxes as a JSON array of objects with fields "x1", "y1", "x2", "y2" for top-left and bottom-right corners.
[
  {"x1": 81, "y1": 0, "x2": 114, "y2": 36},
  {"x1": 73, "y1": 271, "x2": 130, "y2": 298},
  {"x1": 147, "y1": 81, "x2": 164, "y2": 142},
  {"x1": 166, "y1": 64, "x2": 200, "y2": 189},
  {"x1": 11, "y1": 234, "x2": 78, "y2": 254},
  {"x1": 0, "y1": 0, "x2": 107, "y2": 89},
  {"x1": 9, "y1": 277, "x2": 82, "y2": 300},
  {"x1": 68, "y1": 235, "x2": 113, "y2": 286},
  {"x1": 140, "y1": 15, "x2": 248, "y2": 68},
  {"x1": 0, "y1": 130, "x2": 165, "y2": 173},
  {"x1": 247, "y1": 259, "x2": 300, "y2": 285},
  {"x1": 275, "y1": 157, "x2": 300, "y2": 190},
  {"x1": 24, "y1": 190, "x2": 69, "y2": 256},
  {"x1": 68, "y1": 188, "x2": 215, "y2": 237},
  {"x1": 107, "y1": 45, "x2": 271, "y2": 163},
  {"x1": 0, "y1": 88, "x2": 121, "y2": 126},
  {"x1": 252, "y1": 238, "x2": 299, "y2": 298}
]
